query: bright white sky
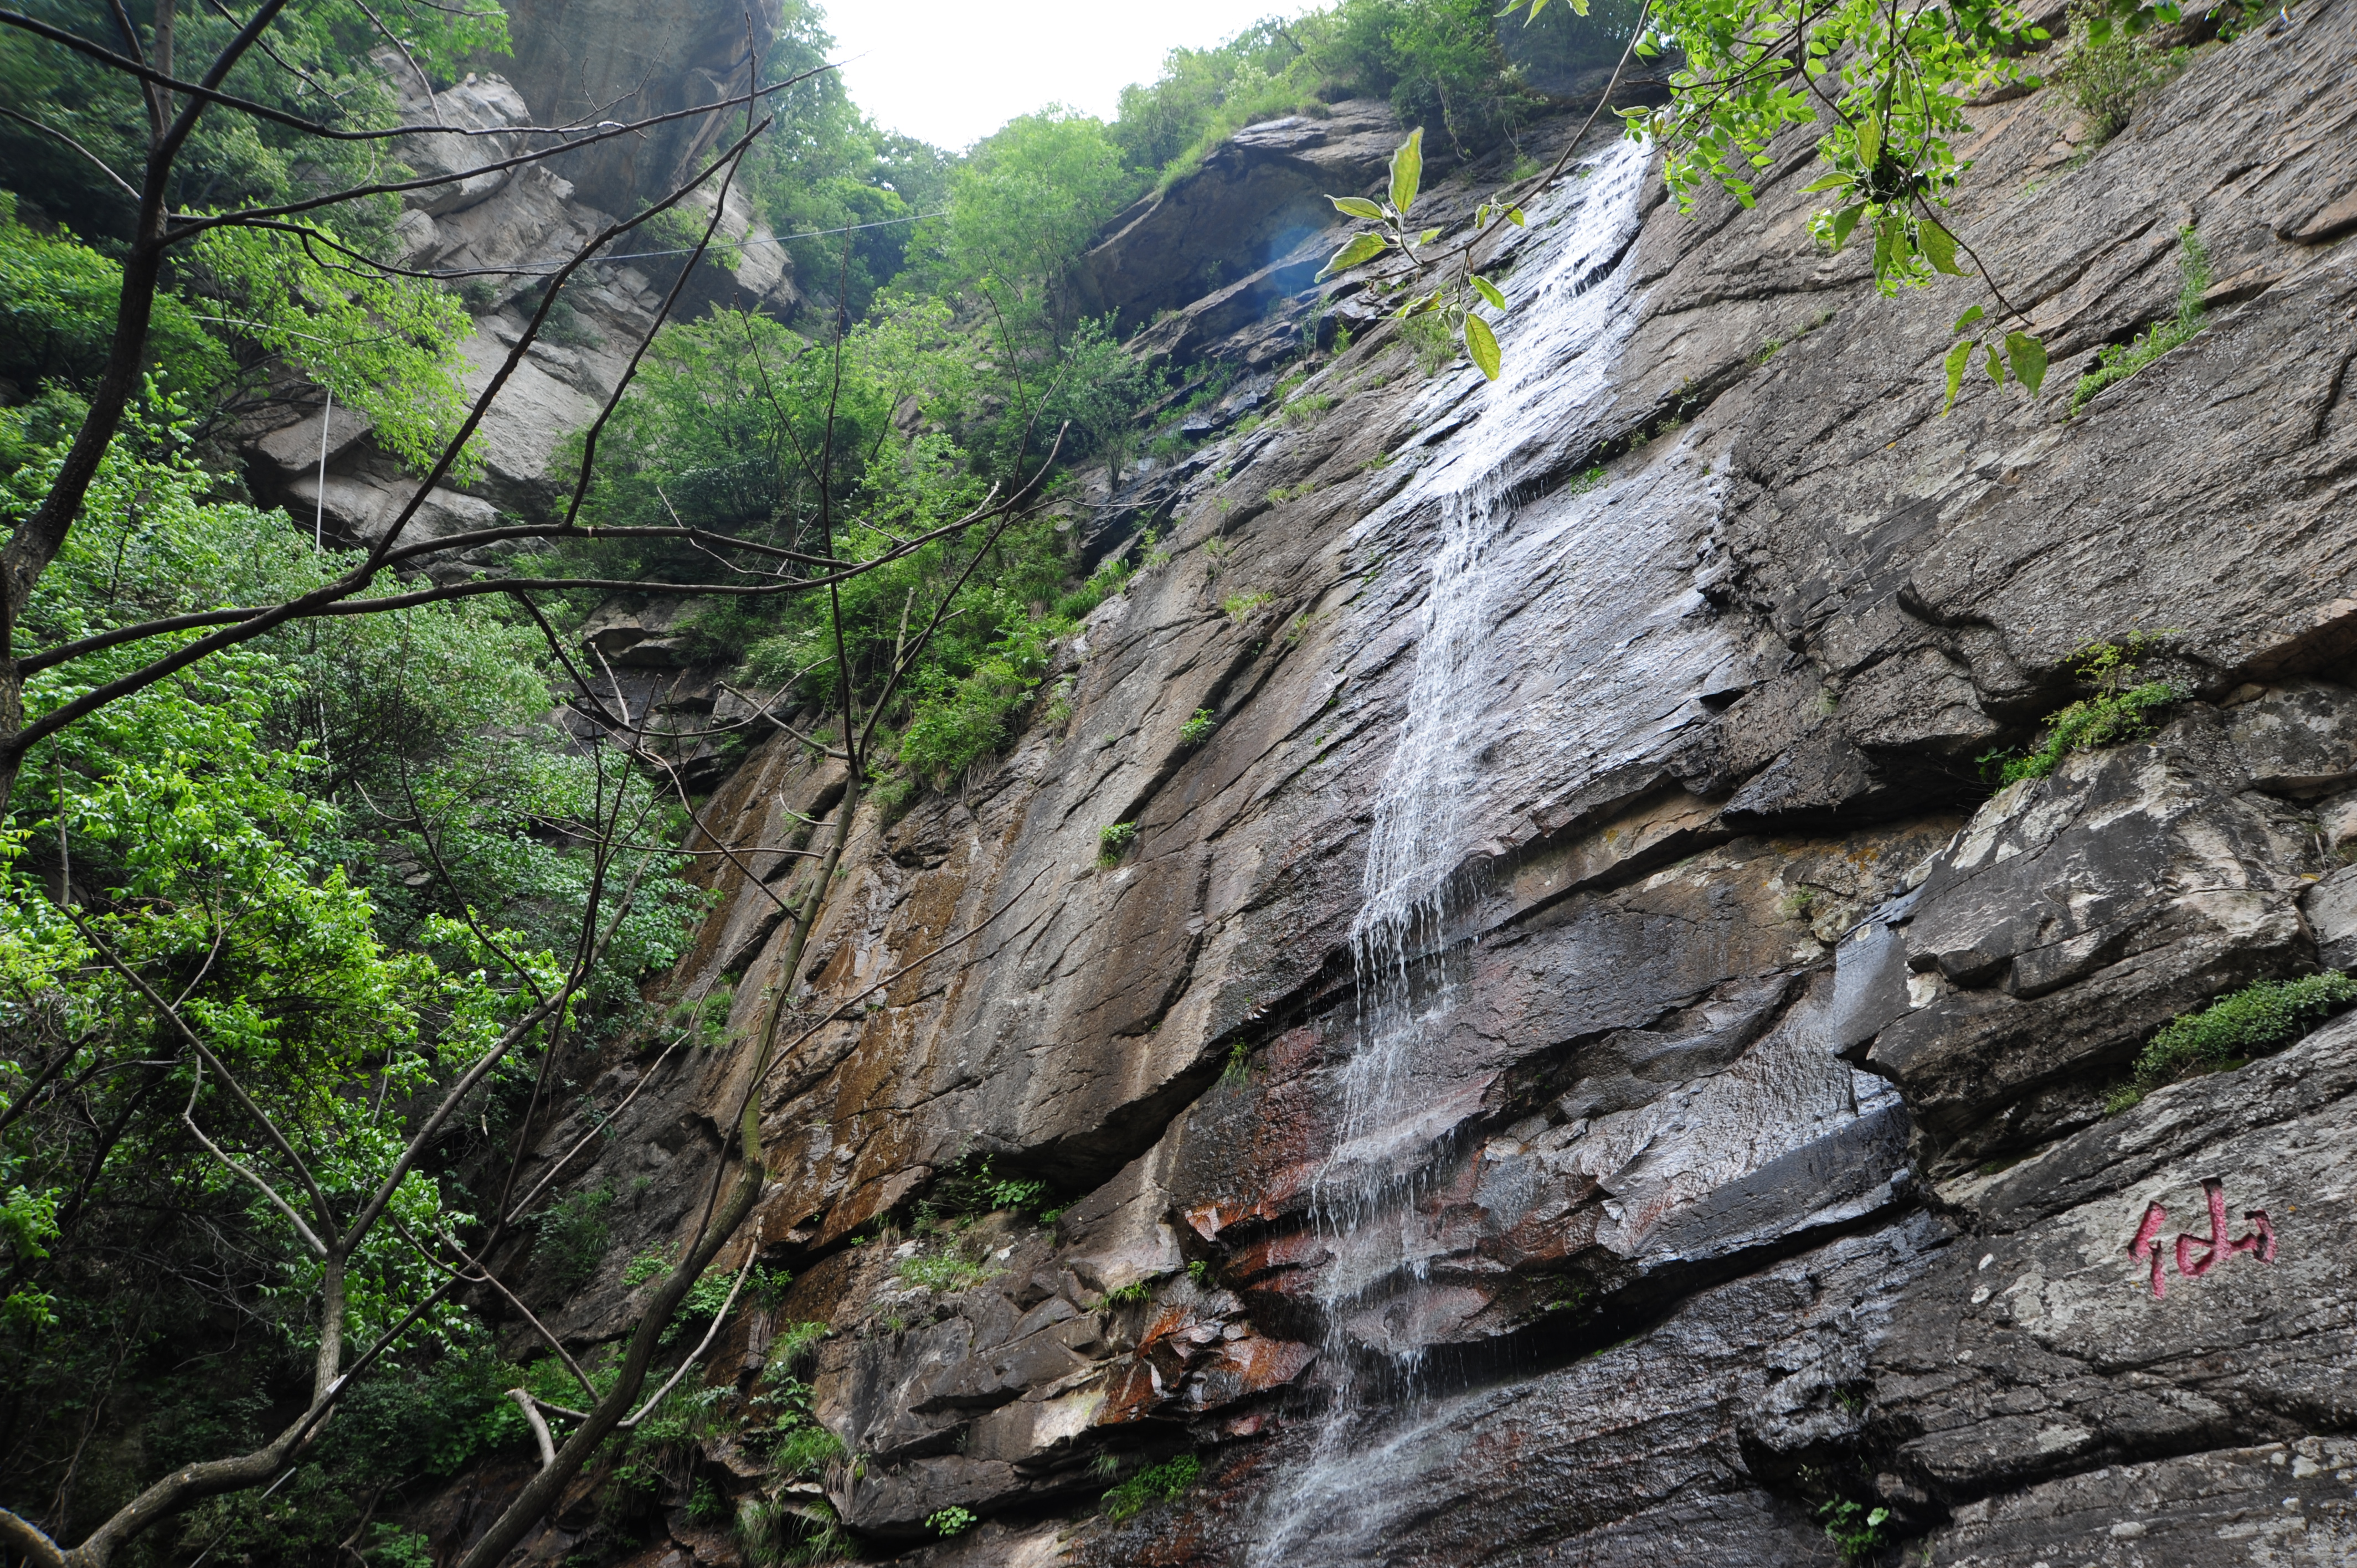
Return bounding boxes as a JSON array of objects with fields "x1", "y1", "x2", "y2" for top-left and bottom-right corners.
[{"x1": 824, "y1": 1, "x2": 1316, "y2": 152}]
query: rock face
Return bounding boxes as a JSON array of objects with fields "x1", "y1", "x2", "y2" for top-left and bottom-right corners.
[
  {"x1": 443, "y1": 5, "x2": 2357, "y2": 1565},
  {"x1": 240, "y1": 14, "x2": 796, "y2": 567}
]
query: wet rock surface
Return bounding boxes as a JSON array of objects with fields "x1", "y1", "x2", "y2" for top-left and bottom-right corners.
[{"x1": 436, "y1": 2, "x2": 2357, "y2": 1562}]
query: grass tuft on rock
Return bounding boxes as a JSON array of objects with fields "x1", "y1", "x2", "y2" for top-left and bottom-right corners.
[
  {"x1": 2132, "y1": 970, "x2": 2357, "y2": 1093},
  {"x1": 1103, "y1": 1453, "x2": 1203, "y2": 1522}
]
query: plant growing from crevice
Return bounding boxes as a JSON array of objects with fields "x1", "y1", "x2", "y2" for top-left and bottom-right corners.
[
  {"x1": 1816, "y1": 1498, "x2": 1893, "y2": 1560},
  {"x1": 2130, "y1": 970, "x2": 2357, "y2": 1094},
  {"x1": 1102, "y1": 1453, "x2": 1203, "y2": 1522},
  {"x1": 534, "y1": 1186, "x2": 618, "y2": 1292},
  {"x1": 1099, "y1": 822, "x2": 1139, "y2": 865},
  {"x1": 2056, "y1": 0, "x2": 2192, "y2": 146},
  {"x1": 1977, "y1": 636, "x2": 2181, "y2": 785},
  {"x1": 928, "y1": 1505, "x2": 979, "y2": 1536},
  {"x1": 1223, "y1": 590, "x2": 1275, "y2": 624},
  {"x1": 1180, "y1": 709, "x2": 1220, "y2": 746},
  {"x1": 2071, "y1": 226, "x2": 2211, "y2": 414}
]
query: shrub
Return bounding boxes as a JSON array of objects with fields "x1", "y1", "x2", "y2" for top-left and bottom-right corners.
[
  {"x1": 533, "y1": 1187, "x2": 616, "y2": 1291},
  {"x1": 929, "y1": 1505, "x2": 979, "y2": 1536},
  {"x1": 1099, "y1": 822, "x2": 1139, "y2": 865},
  {"x1": 2056, "y1": 0, "x2": 2189, "y2": 145},
  {"x1": 1103, "y1": 1453, "x2": 1203, "y2": 1522},
  {"x1": 1180, "y1": 709, "x2": 1218, "y2": 745},
  {"x1": 769, "y1": 1419, "x2": 847, "y2": 1479},
  {"x1": 2135, "y1": 971, "x2": 2357, "y2": 1090},
  {"x1": 769, "y1": 1319, "x2": 829, "y2": 1373},
  {"x1": 898, "y1": 616, "x2": 1063, "y2": 783},
  {"x1": 2071, "y1": 228, "x2": 2211, "y2": 415}
]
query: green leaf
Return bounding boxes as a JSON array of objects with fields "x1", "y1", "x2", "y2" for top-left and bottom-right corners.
[
  {"x1": 1330, "y1": 196, "x2": 1386, "y2": 221},
  {"x1": 1390, "y1": 128, "x2": 1425, "y2": 218},
  {"x1": 1471, "y1": 275, "x2": 1507, "y2": 309},
  {"x1": 1391, "y1": 288, "x2": 1445, "y2": 319},
  {"x1": 1952, "y1": 303, "x2": 1985, "y2": 334},
  {"x1": 1867, "y1": 1509, "x2": 1890, "y2": 1529},
  {"x1": 1464, "y1": 313, "x2": 1502, "y2": 380},
  {"x1": 1506, "y1": 207, "x2": 1527, "y2": 226},
  {"x1": 2005, "y1": 330, "x2": 2049, "y2": 394},
  {"x1": 1417, "y1": 227, "x2": 1443, "y2": 246},
  {"x1": 1984, "y1": 343, "x2": 2006, "y2": 385},
  {"x1": 1943, "y1": 338, "x2": 1973, "y2": 414},
  {"x1": 1800, "y1": 172, "x2": 1852, "y2": 194},
  {"x1": 1829, "y1": 203, "x2": 1866, "y2": 250},
  {"x1": 1319, "y1": 231, "x2": 1389, "y2": 278},
  {"x1": 1920, "y1": 220, "x2": 1963, "y2": 276},
  {"x1": 1569, "y1": 0, "x2": 1588, "y2": 13},
  {"x1": 1856, "y1": 114, "x2": 1882, "y2": 173},
  {"x1": 1476, "y1": 203, "x2": 1491, "y2": 229}
]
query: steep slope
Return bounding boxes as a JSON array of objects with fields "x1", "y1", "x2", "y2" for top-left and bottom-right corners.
[{"x1": 449, "y1": 7, "x2": 2357, "y2": 1564}]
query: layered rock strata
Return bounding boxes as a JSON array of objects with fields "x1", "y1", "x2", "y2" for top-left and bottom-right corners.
[{"x1": 449, "y1": 6, "x2": 2357, "y2": 1564}]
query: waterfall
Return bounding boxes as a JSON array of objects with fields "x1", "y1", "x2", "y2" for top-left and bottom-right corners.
[{"x1": 1250, "y1": 136, "x2": 1649, "y2": 1567}]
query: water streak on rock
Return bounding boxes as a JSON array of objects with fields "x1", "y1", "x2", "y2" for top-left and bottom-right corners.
[{"x1": 1253, "y1": 138, "x2": 1650, "y2": 1566}]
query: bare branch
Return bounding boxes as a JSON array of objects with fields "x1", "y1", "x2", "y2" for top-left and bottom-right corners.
[
  {"x1": 0, "y1": 106, "x2": 140, "y2": 200},
  {"x1": 621, "y1": 1251, "x2": 753, "y2": 1428},
  {"x1": 507, "y1": 1390, "x2": 558, "y2": 1468},
  {"x1": 68, "y1": 909, "x2": 338, "y2": 1244},
  {"x1": 178, "y1": 1059, "x2": 329, "y2": 1258}
]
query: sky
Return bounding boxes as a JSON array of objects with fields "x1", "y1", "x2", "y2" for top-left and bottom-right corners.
[{"x1": 824, "y1": 1, "x2": 1315, "y2": 152}]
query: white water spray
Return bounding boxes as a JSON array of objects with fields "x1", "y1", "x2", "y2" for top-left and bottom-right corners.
[{"x1": 1250, "y1": 137, "x2": 1649, "y2": 1567}]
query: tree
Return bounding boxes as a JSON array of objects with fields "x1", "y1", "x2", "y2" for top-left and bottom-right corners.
[
  {"x1": 915, "y1": 109, "x2": 1135, "y2": 344},
  {"x1": 0, "y1": 2, "x2": 1066, "y2": 1562}
]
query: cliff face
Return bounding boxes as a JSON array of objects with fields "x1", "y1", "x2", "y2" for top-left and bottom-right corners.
[
  {"x1": 452, "y1": 4, "x2": 2357, "y2": 1564},
  {"x1": 239, "y1": 5, "x2": 795, "y2": 571}
]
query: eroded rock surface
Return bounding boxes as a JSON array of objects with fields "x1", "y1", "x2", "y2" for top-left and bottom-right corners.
[{"x1": 439, "y1": 3, "x2": 2357, "y2": 1563}]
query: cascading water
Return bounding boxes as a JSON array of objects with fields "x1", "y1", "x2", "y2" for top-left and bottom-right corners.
[{"x1": 1250, "y1": 136, "x2": 1650, "y2": 1566}]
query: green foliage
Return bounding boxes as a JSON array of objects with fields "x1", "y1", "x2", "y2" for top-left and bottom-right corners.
[
  {"x1": 2136, "y1": 972, "x2": 2357, "y2": 1090},
  {"x1": 737, "y1": 1494, "x2": 857, "y2": 1567},
  {"x1": 914, "y1": 110, "x2": 1135, "y2": 336},
  {"x1": 1816, "y1": 1498, "x2": 1892, "y2": 1559},
  {"x1": 896, "y1": 1250, "x2": 996, "y2": 1294},
  {"x1": 1103, "y1": 1280, "x2": 1152, "y2": 1306},
  {"x1": 363, "y1": 1524, "x2": 436, "y2": 1567},
  {"x1": 1977, "y1": 638, "x2": 2180, "y2": 784},
  {"x1": 535, "y1": 1187, "x2": 618, "y2": 1293},
  {"x1": 929, "y1": 1505, "x2": 980, "y2": 1536},
  {"x1": 189, "y1": 221, "x2": 477, "y2": 474},
  {"x1": 1102, "y1": 1453, "x2": 1203, "y2": 1522},
  {"x1": 1180, "y1": 709, "x2": 1219, "y2": 746},
  {"x1": 0, "y1": 195, "x2": 230, "y2": 408},
  {"x1": 555, "y1": 297, "x2": 1140, "y2": 803},
  {"x1": 770, "y1": 1319, "x2": 830, "y2": 1372},
  {"x1": 1602, "y1": 0, "x2": 2154, "y2": 403},
  {"x1": 2057, "y1": 0, "x2": 2191, "y2": 143},
  {"x1": 1098, "y1": 822, "x2": 1139, "y2": 865},
  {"x1": 1222, "y1": 590, "x2": 1275, "y2": 623},
  {"x1": 0, "y1": 0, "x2": 503, "y2": 254},
  {"x1": 898, "y1": 613, "x2": 1062, "y2": 783},
  {"x1": 769, "y1": 1419, "x2": 848, "y2": 1480},
  {"x1": 0, "y1": 383, "x2": 697, "y2": 1560},
  {"x1": 2071, "y1": 227, "x2": 2211, "y2": 414}
]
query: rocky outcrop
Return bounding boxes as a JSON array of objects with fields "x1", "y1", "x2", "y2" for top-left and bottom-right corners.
[
  {"x1": 443, "y1": 3, "x2": 2357, "y2": 1564},
  {"x1": 240, "y1": 18, "x2": 796, "y2": 565}
]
